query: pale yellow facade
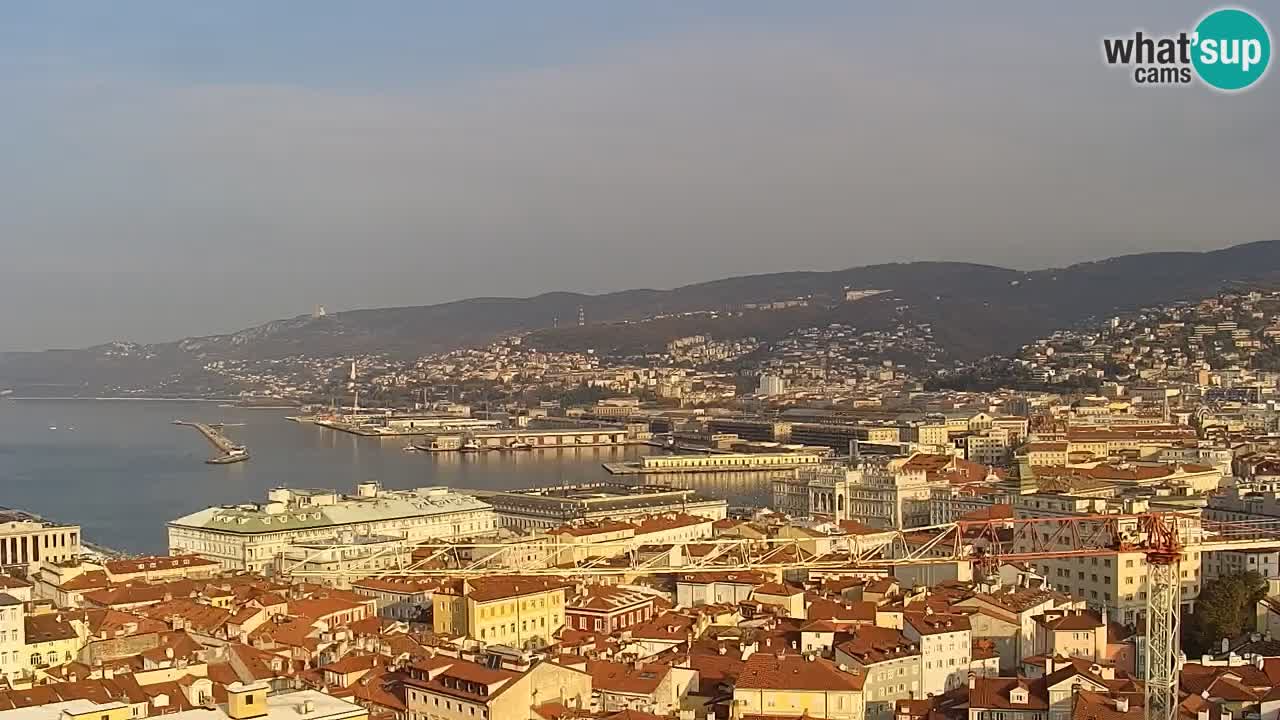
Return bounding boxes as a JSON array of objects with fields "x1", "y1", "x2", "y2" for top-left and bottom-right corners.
[
  {"x1": 433, "y1": 585, "x2": 566, "y2": 649},
  {"x1": 732, "y1": 687, "x2": 864, "y2": 720}
]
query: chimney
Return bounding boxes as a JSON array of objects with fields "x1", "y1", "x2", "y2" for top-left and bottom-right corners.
[
  {"x1": 1115, "y1": 697, "x2": 1129, "y2": 713},
  {"x1": 968, "y1": 672, "x2": 976, "y2": 689}
]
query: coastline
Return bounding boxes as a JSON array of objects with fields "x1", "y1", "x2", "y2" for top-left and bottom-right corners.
[{"x1": 5, "y1": 396, "x2": 242, "y2": 402}]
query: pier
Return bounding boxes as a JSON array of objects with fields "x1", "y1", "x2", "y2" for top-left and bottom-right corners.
[{"x1": 173, "y1": 420, "x2": 250, "y2": 464}]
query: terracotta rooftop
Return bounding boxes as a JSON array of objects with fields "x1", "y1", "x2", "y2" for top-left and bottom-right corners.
[{"x1": 736, "y1": 653, "x2": 866, "y2": 692}]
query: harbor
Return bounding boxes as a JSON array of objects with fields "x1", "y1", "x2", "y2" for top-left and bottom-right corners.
[{"x1": 172, "y1": 420, "x2": 250, "y2": 464}]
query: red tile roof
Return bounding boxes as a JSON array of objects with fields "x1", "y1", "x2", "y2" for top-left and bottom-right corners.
[{"x1": 736, "y1": 653, "x2": 866, "y2": 692}]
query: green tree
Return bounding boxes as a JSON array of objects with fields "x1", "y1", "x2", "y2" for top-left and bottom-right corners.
[{"x1": 1183, "y1": 571, "x2": 1268, "y2": 657}]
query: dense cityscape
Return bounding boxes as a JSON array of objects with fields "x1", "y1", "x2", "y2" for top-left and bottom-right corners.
[
  {"x1": 3, "y1": 4, "x2": 1279, "y2": 720},
  {"x1": 5, "y1": 285, "x2": 1280, "y2": 720}
]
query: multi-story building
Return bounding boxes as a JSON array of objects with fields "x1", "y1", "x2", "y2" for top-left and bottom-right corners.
[
  {"x1": 1206, "y1": 548, "x2": 1280, "y2": 581},
  {"x1": 0, "y1": 510, "x2": 81, "y2": 575},
  {"x1": 796, "y1": 457, "x2": 933, "y2": 530},
  {"x1": 904, "y1": 611, "x2": 971, "y2": 696},
  {"x1": 478, "y1": 484, "x2": 726, "y2": 531},
  {"x1": 432, "y1": 576, "x2": 568, "y2": 649},
  {"x1": 834, "y1": 626, "x2": 921, "y2": 720},
  {"x1": 103, "y1": 554, "x2": 221, "y2": 583},
  {"x1": 350, "y1": 576, "x2": 439, "y2": 621},
  {"x1": 956, "y1": 589, "x2": 1079, "y2": 673},
  {"x1": 0, "y1": 595, "x2": 23, "y2": 682},
  {"x1": 168, "y1": 483, "x2": 496, "y2": 573},
  {"x1": 1030, "y1": 609, "x2": 1106, "y2": 662},
  {"x1": 564, "y1": 585, "x2": 658, "y2": 634},
  {"x1": 1017, "y1": 493, "x2": 1203, "y2": 623},
  {"x1": 965, "y1": 429, "x2": 1011, "y2": 466},
  {"x1": 403, "y1": 654, "x2": 590, "y2": 720},
  {"x1": 1023, "y1": 442, "x2": 1069, "y2": 468},
  {"x1": 733, "y1": 652, "x2": 867, "y2": 720},
  {"x1": 676, "y1": 571, "x2": 767, "y2": 607}
]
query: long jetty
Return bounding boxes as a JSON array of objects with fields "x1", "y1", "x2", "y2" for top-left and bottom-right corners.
[{"x1": 173, "y1": 420, "x2": 249, "y2": 463}]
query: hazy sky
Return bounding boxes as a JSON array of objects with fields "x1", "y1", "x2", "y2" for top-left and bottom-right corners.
[{"x1": 2, "y1": 2, "x2": 1278, "y2": 351}]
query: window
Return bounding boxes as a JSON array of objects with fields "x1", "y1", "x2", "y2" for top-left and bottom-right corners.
[{"x1": 246, "y1": 696, "x2": 254, "y2": 706}]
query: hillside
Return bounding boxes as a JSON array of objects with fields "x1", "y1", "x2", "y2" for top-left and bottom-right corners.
[{"x1": 3, "y1": 241, "x2": 1280, "y2": 395}]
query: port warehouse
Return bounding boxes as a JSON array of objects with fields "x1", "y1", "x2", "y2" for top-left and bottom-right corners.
[
  {"x1": 635, "y1": 452, "x2": 823, "y2": 470},
  {"x1": 424, "y1": 428, "x2": 633, "y2": 450},
  {"x1": 707, "y1": 417, "x2": 907, "y2": 452}
]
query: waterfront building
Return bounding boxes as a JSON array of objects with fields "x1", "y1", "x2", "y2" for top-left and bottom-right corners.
[
  {"x1": 0, "y1": 509, "x2": 81, "y2": 576},
  {"x1": 636, "y1": 452, "x2": 823, "y2": 471},
  {"x1": 477, "y1": 484, "x2": 727, "y2": 531},
  {"x1": 167, "y1": 482, "x2": 495, "y2": 574}
]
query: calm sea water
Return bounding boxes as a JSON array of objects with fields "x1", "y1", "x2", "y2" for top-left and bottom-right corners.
[{"x1": 0, "y1": 400, "x2": 665, "y2": 554}]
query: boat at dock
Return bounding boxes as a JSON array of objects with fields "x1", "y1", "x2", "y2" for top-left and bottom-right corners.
[
  {"x1": 176, "y1": 419, "x2": 251, "y2": 465},
  {"x1": 206, "y1": 449, "x2": 250, "y2": 465}
]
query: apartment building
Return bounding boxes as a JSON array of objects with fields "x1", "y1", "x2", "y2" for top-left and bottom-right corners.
[
  {"x1": 834, "y1": 626, "x2": 921, "y2": 720},
  {"x1": 733, "y1": 652, "x2": 867, "y2": 720},
  {"x1": 903, "y1": 611, "x2": 971, "y2": 696},
  {"x1": 432, "y1": 576, "x2": 569, "y2": 649},
  {"x1": 1014, "y1": 493, "x2": 1202, "y2": 623},
  {"x1": 403, "y1": 655, "x2": 590, "y2": 720},
  {"x1": 956, "y1": 589, "x2": 1079, "y2": 673},
  {"x1": 564, "y1": 585, "x2": 658, "y2": 634},
  {"x1": 0, "y1": 595, "x2": 22, "y2": 681},
  {"x1": 350, "y1": 576, "x2": 440, "y2": 621},
  {"x1": 1030, "y1": 609, "x2": 1106, "y2": 662}
]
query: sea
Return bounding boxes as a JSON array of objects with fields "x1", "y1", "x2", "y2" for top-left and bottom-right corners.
[{"x1": 0, "y1": 399, "x2": 676, "y2": 554}]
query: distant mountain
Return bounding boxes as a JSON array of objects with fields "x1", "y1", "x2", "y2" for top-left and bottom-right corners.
[{"x1": 4, "y1": 241, "x2": 1280, "y2": 395}]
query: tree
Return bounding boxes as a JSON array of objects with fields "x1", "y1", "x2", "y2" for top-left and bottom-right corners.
[{"x1": 1183, "y1": 571, "x2": 1268, "y2": 657}]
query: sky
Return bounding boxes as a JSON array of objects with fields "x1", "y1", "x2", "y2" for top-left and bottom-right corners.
[{"x1": 1, "y1": 2, "x2": 1278, "y2": 351}]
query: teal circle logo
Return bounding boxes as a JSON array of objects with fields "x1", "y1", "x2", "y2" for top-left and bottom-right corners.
[{"x1": 1192, "y1": 8, "x2": 1271, "y2": 91}]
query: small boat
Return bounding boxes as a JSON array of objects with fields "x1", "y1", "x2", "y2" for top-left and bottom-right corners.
[
  {"x1": 504, "y1": 440, "x2": 533, "y2": 451},
  {"x1": 207, "y1": 450, "x2": 250, "y2": 465},
  {"x1": 48, "y1": 426, "x2": 58, "y2": 431},
  {"x1": 402, "y1": 444, "x2": 418, "y2": 453},
  {"x1": 459, "y1": 441, "x2": 483, "y2": 453}
]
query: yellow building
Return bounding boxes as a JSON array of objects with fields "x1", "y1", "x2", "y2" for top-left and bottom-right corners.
[
  {"x1": 404, "y1": 655, "x2": 590, "y2": 720},
  {"x1": 1023, "y1": 441, "x2": 1069, "y2": 468},
  {"x1": 23, "y1": 611, "x2": 84, "y2": 673},
  {"x1": 916, "y1": 424, "x2": 951, "y2": 449},
  {"x1": 733, "y1": 653, "x2": 865, "y2": 720},
  {"x1": 433, "y1": 576, "x2": 568, "y2": 649}
]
